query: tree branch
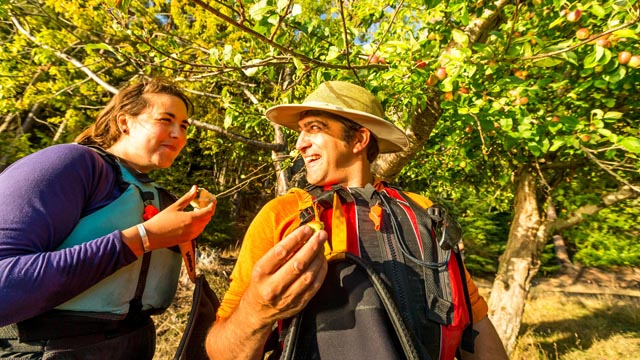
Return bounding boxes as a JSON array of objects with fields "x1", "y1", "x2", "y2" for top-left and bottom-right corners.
[
  {"x1": 190, "y1": 119, "x2": 286, "y2": 151},
  {"x1": 553, "y1": 183, "x2": 640, "y2": 232},
  {"x1": 191, "y1": 0, "x2": 382, "y2": 70},
  {"x1": 9, "y1": 14, "x2": 118, "y2": 94},
  {"x1": 463, "y1": 0, "x2": 511, "y2": 45},
  {"x1": 522, "y1": 18, "x2": 640, "y2": 61},
  {"x1": 582, "y1": 145, "x2": 640, "y2": 192}
]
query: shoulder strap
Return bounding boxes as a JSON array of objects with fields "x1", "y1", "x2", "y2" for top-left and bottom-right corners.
[
  {"x1": 280, "y1": 253, "x2": 427, "y2": 360},
  {"x1": 397, "y1": 190, "x2": 477, "y2": 353}
]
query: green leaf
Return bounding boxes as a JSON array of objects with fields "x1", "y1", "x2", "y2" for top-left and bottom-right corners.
[
  {"x1": 452, "y1": 29, "x2": 469, "y2": 47},
  {"x1": 85, "y1": 43, "x2": 114, "y2": 53},
  {"x1": 603, "y1": 111, "x2": 623, "y2": 120},
  {"x1": 584, "y1": 49, "x2": 598, "y2": 68},
  {"x1": 291, "y1": 4, "x2": 302, "y2": 16},
  {"x1": 550, "y1": 139, "x2": 565, "y2": 152},
  {"x1": 325, "y1": 46, "x2": 341, "y2": 61},
  {"x1": 115, "y1": 0, "x2": 132, "y2": 12},
  {"x1": 612, "y1": 29, "x2": 638, "y2": 40},
  {"x1": 603, "y1": 66, "x2": 626, "y2": 83},
  {"x1": 619, "y1": 137, "x2": 640, "y2": 153},
  {"x1": 533, "y1": 57, "x2": 563, "y2": 67},
  {"x1": 590, "y1": 4, "x2": 606, "y2": 18},
  {"x1": 249, "y1": 0, "x2": 270, "y2": 21},
  {"x1": 440, "y1": 76, "x2": 454, "y2": 92},
  {"x1": 233, "y1": 54, "x2": 243, "y2": 67}
]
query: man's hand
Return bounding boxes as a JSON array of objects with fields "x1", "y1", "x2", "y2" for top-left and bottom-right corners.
[
  {"x1": 206, "y1": 225, "x2": 328, "y2": 360},
  {"x1": 241, "y1": 225, "x2": 328, "y2": 330}
]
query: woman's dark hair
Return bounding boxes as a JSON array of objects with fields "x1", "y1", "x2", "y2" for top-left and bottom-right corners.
[
  {"x1": 75, "y1": 77, "x2": 194, "y2": 148},
  {"x1": 300, "y1": 110, "x2": 380, "y2": 162}
]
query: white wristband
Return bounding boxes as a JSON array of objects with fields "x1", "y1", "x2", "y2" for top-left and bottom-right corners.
[{"x1": 137, "y1": 223, "x2": 151, "y2": 253}]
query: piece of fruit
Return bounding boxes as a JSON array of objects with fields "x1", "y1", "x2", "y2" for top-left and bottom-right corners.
[
  {"x1": 576, "y1": 28, "x2": 590, "y2": 40},
  {"x1": 618, "y1": 51, "x2": 632, "y2": 65},
  {"x1": 190, "y1": 187, "x2": 216, "y2": 209},
  {"x1": 627, "y1": 55, "x2": 640, "y2": 68},
  {"x1": 566, "y1": 9, "x2": 582, "y2": 22},
  {"x1": 307, "y1": 220, "x2": 324, "y2": 232}
]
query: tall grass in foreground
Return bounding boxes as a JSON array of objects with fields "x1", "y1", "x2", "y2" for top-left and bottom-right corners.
[{"x1": 155, "y1": 251, "x2": 640, "y2": 359}]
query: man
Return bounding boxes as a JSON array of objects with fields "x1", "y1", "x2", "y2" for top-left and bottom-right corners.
[{"x1": 206, "y1": 81, "x2": 507, "y2": 360}]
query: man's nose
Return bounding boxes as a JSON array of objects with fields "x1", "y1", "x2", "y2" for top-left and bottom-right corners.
[{"x1": 295, "y1": 131, "x2": 310, "y2": 151}]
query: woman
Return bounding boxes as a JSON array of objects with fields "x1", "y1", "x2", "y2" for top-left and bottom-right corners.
[{"x1": 0, "y1": 77, "x2": 216, "y2": 358}]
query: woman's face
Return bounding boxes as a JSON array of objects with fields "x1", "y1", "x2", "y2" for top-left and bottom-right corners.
[{"x1": 110, "y1": 93, "x2": 190, "y2": 173}]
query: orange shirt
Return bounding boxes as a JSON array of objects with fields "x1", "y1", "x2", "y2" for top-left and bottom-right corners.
[{"x1": 217, "y1": 190, "x2": 488, "y2": 324}]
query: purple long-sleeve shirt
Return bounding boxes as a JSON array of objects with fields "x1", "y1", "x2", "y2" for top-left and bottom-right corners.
[{"x1": 0, "y1": 144, "x2": 138, "y2": 326}]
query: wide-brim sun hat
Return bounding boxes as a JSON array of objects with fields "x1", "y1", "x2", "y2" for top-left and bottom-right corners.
[{"x1": 265, "y1": 81, "x2": 408, "y2": 153}]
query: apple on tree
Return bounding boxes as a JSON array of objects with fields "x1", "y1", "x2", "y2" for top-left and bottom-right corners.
[
  {"x1": 628, "y1": 55, "x2": 640, "y2": 69},
  {"x1": 576, "y1": 28, "x2": 590, "y2": 40},
  {"x1": 566, "y1": 9, "x2": 582, "y2": 22},
  {"x1": 618, "y1": 51, "x2": 632, "y2": 64}
]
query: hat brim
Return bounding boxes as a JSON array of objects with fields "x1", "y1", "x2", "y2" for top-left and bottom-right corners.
[{"x1": 265, "y1": 102, "x2": 408, "y2": 153}]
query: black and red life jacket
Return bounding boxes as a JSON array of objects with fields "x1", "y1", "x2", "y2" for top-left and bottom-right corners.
[{"x1": 273, "y1": 184, "x2": 476, "y2": 360}]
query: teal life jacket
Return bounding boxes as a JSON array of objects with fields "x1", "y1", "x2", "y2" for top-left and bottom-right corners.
[{"x1": 54, "y1": 150, "x2": 181, "y2": 318}]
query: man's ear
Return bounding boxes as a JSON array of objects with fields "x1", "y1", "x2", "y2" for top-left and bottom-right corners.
[{"x1": 352, "y1": 127, "x2": 371, "y2": 154}]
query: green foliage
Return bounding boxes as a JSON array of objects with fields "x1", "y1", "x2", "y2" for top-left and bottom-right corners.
[
  {"x1": 1, "y1": 0, "x2": 638, "y2": 262},
  {"x1": 569, "y1": 198, "x2": 640, "y2": 267}
]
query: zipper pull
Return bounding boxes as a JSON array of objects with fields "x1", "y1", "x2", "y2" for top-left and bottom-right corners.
[{"x1": 369, "y1": 203, "x2": 383, "y2": 231}]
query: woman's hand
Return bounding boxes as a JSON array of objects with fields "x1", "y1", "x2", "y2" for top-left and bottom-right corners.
[{"x1": 121, "y1": 185, "x2": 216, "y2": 255}]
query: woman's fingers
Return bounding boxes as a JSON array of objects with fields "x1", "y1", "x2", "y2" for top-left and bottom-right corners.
[{"x1": 171, "y1": 185, "x2": 198, "y2": 211}]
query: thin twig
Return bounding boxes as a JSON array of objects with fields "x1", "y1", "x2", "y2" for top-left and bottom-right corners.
[
  {"x1": 582, "y1": 145, "x2": 640, "y2": 192},
  {"x1": 367, "y1": 0, "x2": 404, "y2": 65},
  {"x1": 522, "y1": 19, "x2": 640, "y2": 61},
  {"x1": 9, "y1": 13, "x2": 118, "y2": 94}
]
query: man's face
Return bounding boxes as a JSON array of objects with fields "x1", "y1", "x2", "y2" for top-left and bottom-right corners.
[{"x1": 295, "y1": 114, "x2": 363, "y2": 187}]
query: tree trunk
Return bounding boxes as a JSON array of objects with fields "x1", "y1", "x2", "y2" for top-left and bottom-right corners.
[
  {"x1": 272, "y1": 124, "x2": 290, "y2": 196},
  {"x1": 487, "y1": 167, "x2": 541, "y2": 355}
]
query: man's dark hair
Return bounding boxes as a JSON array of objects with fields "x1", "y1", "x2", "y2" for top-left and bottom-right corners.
[{"x1": 300, "y1": 110, "x2": 380, "y2": 162}]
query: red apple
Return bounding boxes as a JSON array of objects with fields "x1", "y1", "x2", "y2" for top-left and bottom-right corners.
[
  {"x1": 595, "y1": 38, "x2": 611, "y2": 48},
  {"x1": 628, "y1": 55, "x2": 640, "y2": 69},
  {"x1": 444, "y1": 92, "x2": 454, "y2": 101},
  {"x1": 458, "y1": 87, "x2": 469, "y2": 94},
  {"x1": 551, "y1": 116, "x2": 561, "y2": 122},
  {"x1": 436, "y1": 67, "x2": 447, "y2": 80},
  {"x1": 618, "y1": 51, "x2": 632, "y2": 64},
  {"x1": 513, "y1": 97, "x2": 529, "y2": 105},
  {"x1": 369, "y1": 54, "x2": 380, "y2": 64},
  {"x1": 566, "y1": 9, "x2": 582, "y2": 22},
  {"x1": 576, "y1": 28, "x2": 590, "y2": 40},
  {"x1": 580, "y1": 134, "x2": 591, "y2": 142},
  {"x1": 416, "y1": 60, "x2": 427, "y2": 69}
]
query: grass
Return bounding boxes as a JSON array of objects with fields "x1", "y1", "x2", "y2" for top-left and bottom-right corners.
[
  {"x1": 154, "y1": 252, "x2": 640, "y2": 360},
  {"x1": 511, "y1": 290, "x2": 640, "y2": 360}
]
